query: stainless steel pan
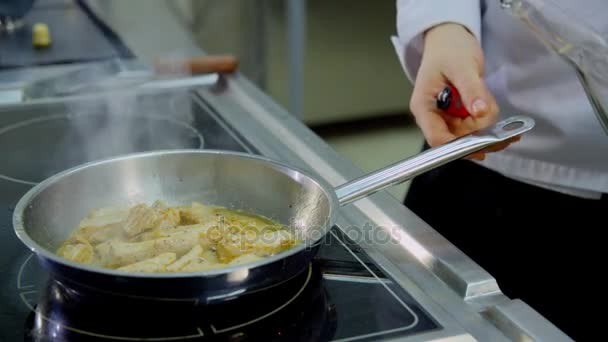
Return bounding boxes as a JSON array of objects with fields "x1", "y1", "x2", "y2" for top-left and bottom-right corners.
[{"x1": 13, "y1": 116, "x2": 534, "y2": 302}]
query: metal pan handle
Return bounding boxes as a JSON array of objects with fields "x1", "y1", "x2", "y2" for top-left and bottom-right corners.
[{"x1": 334, "y1": 115, "x2": 535, "y2": 205}]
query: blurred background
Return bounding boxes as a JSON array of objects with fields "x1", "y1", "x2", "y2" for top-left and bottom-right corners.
[
  {"x1": 0, "y1": 0, "x2": 424, "y2": 199},
  {"x1": 186, "y1": 0, "x2": 423, "y2": 199}
]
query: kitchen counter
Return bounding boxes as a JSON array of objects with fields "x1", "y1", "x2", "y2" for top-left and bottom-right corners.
[
  {"x1": 194, "y1": 74, "x2": 570, "y2": 342},
  {"x1": 0, "y1": 1, "x2": 571, "y2": 341}
]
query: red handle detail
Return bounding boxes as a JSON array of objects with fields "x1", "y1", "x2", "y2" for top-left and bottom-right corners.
[{"x1": 436, "y1": 84, "x2": 471, "y2": 118}]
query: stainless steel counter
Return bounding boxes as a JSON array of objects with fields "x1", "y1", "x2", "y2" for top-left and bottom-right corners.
[
  {"x1": 0, "y1": 1, "x2": 572, "y2": 341},
  {"x1": 196, "y1": 74, "x2": 571, "y2": 342}
]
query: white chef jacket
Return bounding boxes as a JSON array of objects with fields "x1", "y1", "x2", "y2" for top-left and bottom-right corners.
[{"x1": 391, "y1": 0, "x2": 608, "y2": 199}]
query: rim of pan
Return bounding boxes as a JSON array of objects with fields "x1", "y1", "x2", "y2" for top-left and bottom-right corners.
[{"x1": 12, "y1": 149, "x2": 338, "y2": 279}]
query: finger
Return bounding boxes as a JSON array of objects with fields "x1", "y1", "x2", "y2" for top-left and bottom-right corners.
[
  {"x1": 415, "y1": 110, "x2": 458, "y2": 147},
  {"x1": 466, "y1": 151, "x2": 486, "y2": 161},
  {"x1": 409, "y1": 75, "x2": 459, "y2": 146},
  {"x1": 443, "y1": 115, "x2": 479, "y2": 136},
  {"x1": 482, "y1": 135, "x2": 521, "y2": 153},
  {"x1": 445, "y1": 64, "x2": 493, "y2": 119},
  {"x1": 487, "y1": 92, "x2": 500, "y2": 119},
  {"x1": 471, "y1": 93, "x2": 500, "y2": 130},
  {"x1": 410, "y1": 91, "x2": 457, "y2": 147},
  {"x1": 444, "y1": 104, "x2": 498, "y2": 137},
  {"x1": 466, "y1": 135, "x2": 521, "y2": 161}
]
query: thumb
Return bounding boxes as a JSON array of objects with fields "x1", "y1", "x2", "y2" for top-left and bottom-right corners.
[{"x1": 450, "y1": 69, "x2": 491, "y2": 118}]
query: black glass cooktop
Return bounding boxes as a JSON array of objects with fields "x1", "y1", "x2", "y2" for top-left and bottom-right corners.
[{"x1": 0, "y1": 90, "x2": 440, "y2": 341}]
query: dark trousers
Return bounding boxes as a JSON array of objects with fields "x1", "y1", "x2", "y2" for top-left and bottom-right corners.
[{"x1": 404, "y1": 149, "x2": 606, "y2": 341}]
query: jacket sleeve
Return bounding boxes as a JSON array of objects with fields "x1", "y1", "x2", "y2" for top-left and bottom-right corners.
[{"x1": 391, "y1": 0, "x2": 483, "y2": 83}]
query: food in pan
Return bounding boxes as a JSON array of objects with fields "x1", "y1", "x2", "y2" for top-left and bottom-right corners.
[{"x1": 56, "y1": 201, "x2": 300, "y2": 273}]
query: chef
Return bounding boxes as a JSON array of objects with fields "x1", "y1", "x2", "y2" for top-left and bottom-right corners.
[{"x1": 391, "y1": 0, "x2": 607, "y2": 340}]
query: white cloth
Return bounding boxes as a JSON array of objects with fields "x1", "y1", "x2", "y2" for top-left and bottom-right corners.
[{"x1": 392, "y1": 0, "x2": 608, "y2": 199}]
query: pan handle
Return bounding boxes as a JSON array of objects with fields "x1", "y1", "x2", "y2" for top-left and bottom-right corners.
[{"x1": 334, "y1": 115, "x2": 535, "y2": 206}]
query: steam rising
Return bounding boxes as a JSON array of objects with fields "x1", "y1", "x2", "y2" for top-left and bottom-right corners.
[{"x1": 60, "y1": 58, "x2": 201, "y2": 170}]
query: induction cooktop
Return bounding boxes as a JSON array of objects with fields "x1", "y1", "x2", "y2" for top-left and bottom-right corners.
[{"x1": 0, "y1": 89, "x2": 440, "y2": 341}]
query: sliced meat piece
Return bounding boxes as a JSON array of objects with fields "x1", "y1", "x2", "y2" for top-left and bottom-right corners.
[
  {"x1": 178, "y1": 202, "x2": 216, "y2": 225},
  {"x1": 179, "y1": 257, "x2": 218, "y2": 272},
  {"x1": 216, "y1": 233, "x2": 245, "y2": 263},
  {"x1": 152, "y1": 231, "x2": 201, "y2": 257},
  {"x1": 87, "y1": 223, "x2": 124, "y2": 245},
  {"x1": 130, "y1": 228, "x2": 161, "y2": 242},
  {"x1": 166, "y1": 245, "x2": 203, "y2": 272},
  {"x1": 216, "y1": 229, "x2": 298, "y2": 263},
  {"x1": 117, "y1": 253, "x2": 176, "y2": 272},
  {"x1": 228, "y1": 253, "x2": 264, "y2": 266},
  {"x1": 95, "y1": 239, "x2": 156, "y2": 268},
  {"x1": 80, "y1": 206, "x2": 129, "y2": 228},
  {"x1": 162, "y1": 222, "x2": 217, "y2": 239},
  {"x1": 156, "y1": 207, "x2": 181, "y2": 231},
  {"x1": 57, "y1": 239, "x2": 94, "y2": 264},
  {"x1": 201, "y1": 249, "x2": 219, "y2": 264},
  {"x1": 75, "y1": 206, "x2": 129, "y2": 242},
  {"x1": 123, "y1": 204, "x2": 159, "y2": 237}
]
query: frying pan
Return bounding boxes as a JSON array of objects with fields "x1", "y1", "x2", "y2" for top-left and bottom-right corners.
[{"x1": 13, "y1": 116, "x2": 533, "y2": 302}]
